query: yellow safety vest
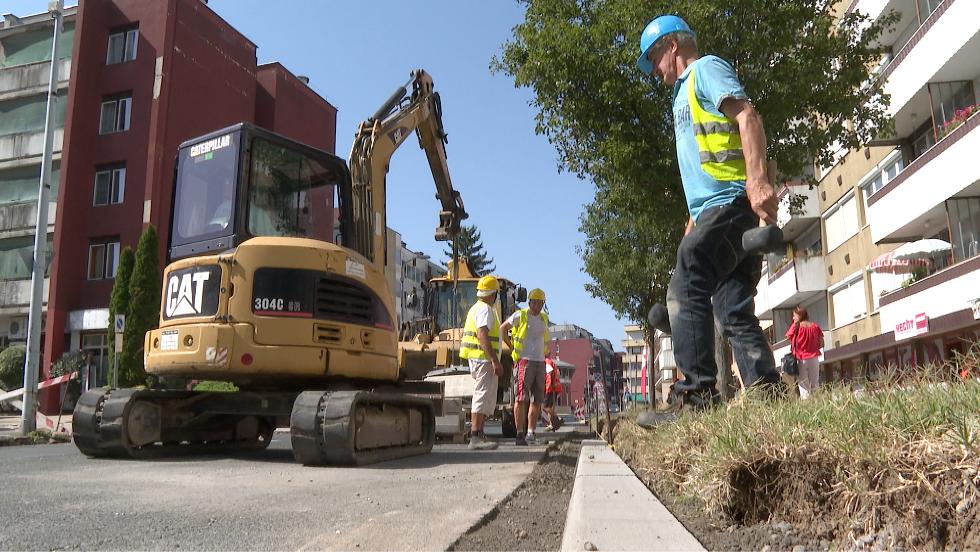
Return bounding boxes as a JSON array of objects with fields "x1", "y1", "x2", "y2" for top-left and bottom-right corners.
[
  {"x1": 688, "y1": 70, "x2": 747, "y2": 182},
  {"x1": 510, "y1": 308, "x2": 550, "y2": 362},
  {"x1": 459, "y1": 301, "x2": 500, "y2": 360}
]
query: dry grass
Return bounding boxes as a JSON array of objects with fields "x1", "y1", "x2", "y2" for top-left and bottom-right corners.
[{"x1": 614, "y1": 345, "x2": 980, "y2": 549}]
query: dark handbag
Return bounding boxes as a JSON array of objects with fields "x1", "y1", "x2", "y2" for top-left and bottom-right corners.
[{"x1": 781, "y1": 353, "x2": 799, "y2": 376}]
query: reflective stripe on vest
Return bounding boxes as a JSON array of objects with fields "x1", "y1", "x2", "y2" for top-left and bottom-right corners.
[
  {"x1": 459, "y1": 302, "x2": 500, "y2": 360},
  {"x1": 687, "y1": 70, "x2": 747, "y2": 182},
  {"x1": 510, "y1": 308, "x2": 550, "y2": 362}
]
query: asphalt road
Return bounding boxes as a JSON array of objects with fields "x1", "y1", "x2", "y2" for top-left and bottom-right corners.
[{"x1": 0, "y1": 427, "x2": 548, "y2": 551}]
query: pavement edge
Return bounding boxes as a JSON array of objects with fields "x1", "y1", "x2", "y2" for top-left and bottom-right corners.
[{"x1": 560, "y1": 439, "x2": 706, "y2": 551}]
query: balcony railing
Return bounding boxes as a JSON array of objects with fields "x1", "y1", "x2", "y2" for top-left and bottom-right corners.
[
  {"x1": 0, "y1": 278, "x2": 49, "y2": 311},
  {"x1": 776, "y1": 184, "x2": 820, "y2": 242},
  {"x1": 0, "y1": 129, "x2": 64, "y2": 162},
  {"x1": 0, "y1": 201, "x2": 57, "y2": 233},
  {"x1": 766, "y1": 255, "x2": 827, "y2": 310},
  {"x1": 0, "y1": 58, "x2": 71, "y2": 99}
]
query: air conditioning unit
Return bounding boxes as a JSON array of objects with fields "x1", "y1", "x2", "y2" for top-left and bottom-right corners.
[{"x1": 8, "y1": 317, "x2": 28, "y2": 340}]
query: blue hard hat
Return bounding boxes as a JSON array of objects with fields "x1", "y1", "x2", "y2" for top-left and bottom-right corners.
[{"x1": 636, "y1": 15, "x2": 695, "y2": 75}]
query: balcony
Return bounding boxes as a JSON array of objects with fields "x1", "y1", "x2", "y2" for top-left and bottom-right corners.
[
  {"x1": 867, "y1": 113, "x2": 980, "y2": 243},
  {"x1": 776, "y1": 184, "x2": 820, "y2": 242},
  {"x1": 0, "y1": 59, "x2": 71, "y2": 101},
  {"x1": 766, "y1": 255, "x2": 827, "y2": 311},
  {"x1": 0, "y1": 129, "x2": 63, "y2": 165},
  {"x1": 0, "y1": 201, "x2": 57, "y2": 234},
  {"x1": 878, "y1": 254, "x2": 980, "y2": 337},
  {"x1": 883, "y1": 2, "x2": 979, "y2": 135},
  {"x1": 0, "y1": 278, "x2": 49, "y2": 314}
]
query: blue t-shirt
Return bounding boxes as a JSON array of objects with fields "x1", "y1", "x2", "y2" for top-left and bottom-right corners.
[{"x1": 672, "y1": 55, "x2": 749, "y2": 222}]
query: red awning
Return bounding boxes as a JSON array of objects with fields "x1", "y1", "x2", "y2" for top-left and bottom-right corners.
[{"x1": 868, "y1": 250, "x2": 930, "y2": 273}]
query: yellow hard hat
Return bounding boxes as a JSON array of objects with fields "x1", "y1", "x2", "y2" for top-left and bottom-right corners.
[
  {"x1": 529, "y1": 288, "x2": 546, "y2": 301},
  {"x1": 477, "y1": 275, "x2": 500, "y2": 292}
]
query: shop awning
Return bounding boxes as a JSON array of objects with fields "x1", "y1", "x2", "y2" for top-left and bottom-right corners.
[{"x1": 868, "y1": 250, "x2": 930, "y2": 274}]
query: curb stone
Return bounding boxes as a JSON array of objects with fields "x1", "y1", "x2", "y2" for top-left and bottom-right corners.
[{"x1": 560, "y1": 439, "x2": 706, "y2": 551}]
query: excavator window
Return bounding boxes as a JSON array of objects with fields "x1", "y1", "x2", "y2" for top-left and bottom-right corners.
[
  {"x1": 432, "y1": 280, "x2": 478, "y2": 332},
  {"x1": 172, "y1": 130, "x2": 242, "y2": 247},
  {"x1": 247, "y1": 137, "x2": 339, "y2": 242}
]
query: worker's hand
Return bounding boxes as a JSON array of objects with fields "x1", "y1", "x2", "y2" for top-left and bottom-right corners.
[
  {"x1": 684, "y1": 217, "x2": 695, "y2": 237},
  {"x1": 492, "y1": 358, "x2": 503, "y2": 376},
  {"x1": 746, "y1": 176, "x2": 778, "y2": 225},
  {"x1": 504, "y1": 338, "x2": 513, "y2": 351}
]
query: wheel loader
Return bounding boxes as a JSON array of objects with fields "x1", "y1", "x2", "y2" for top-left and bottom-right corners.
[{"x1": 73, "y1": 70, "x2": 467, "y2": 465}]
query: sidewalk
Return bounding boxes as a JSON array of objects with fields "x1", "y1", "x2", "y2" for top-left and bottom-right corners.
[{"x1": 561, "y1": 439, "x2": 705, "y2": 551}]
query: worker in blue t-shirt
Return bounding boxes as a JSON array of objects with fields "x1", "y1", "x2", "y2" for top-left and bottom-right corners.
[{"x1": 636, "y1": 15, "x2": 783, "y2": 411}]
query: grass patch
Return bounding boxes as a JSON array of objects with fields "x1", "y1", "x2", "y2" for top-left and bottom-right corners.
[
  {"x1": 191, "y1": 380, "x2": 238, "y2": 392},
  {"x1": 615, "y1": 349, "x2": 980, "y2": 549}
]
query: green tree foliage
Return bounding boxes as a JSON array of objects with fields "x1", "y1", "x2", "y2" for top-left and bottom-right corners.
[
  {"x1": 0, "y1": 345, "x2": 26, "y2": 391},
  {"x1": 494, "y1": 0, "x2": 896, "y2": 329},
  {"x1": 119, "y1": 225, "x2": 161, "y2": 387},
  {"x1": 107, "y1": 246, "x2": 135, "y2": 380},
  {"x1": 444, "y1": 224, "x2": 496, "y2": 275}
]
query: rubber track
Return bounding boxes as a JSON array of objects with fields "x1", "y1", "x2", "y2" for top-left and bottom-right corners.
[
  {"x1": 291, "y1": 389, "x2": 435, "y2": 466},
  {"x1": 72, "y1": 387, "x2": 273, "y2": 459}
]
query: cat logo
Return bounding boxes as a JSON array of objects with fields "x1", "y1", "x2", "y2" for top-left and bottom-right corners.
[
  {"x1": 165, "y1": 268, "x2": 215, "y2": 318},
  {"x1": 388, "y1": 127, "x2": 407, "y2": 145}
]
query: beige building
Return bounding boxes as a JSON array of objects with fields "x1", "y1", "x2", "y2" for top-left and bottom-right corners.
[{"x1": 758, "y1": 0, "x2": 980, "y2": 382}]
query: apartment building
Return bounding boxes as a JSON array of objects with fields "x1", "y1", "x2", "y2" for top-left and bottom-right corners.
[
  {"x1": 621, "y1": 324, "x2": 648, "y2": 403},
  {"x1": 36, "y1": 0, "x2": 337, "y2": 412},
  {"x1": 824, "y1": 0, "x2": 980, "y2": 378},
  {"x1": 0, "y1": 7, "x2": 76, "y2": 350},
  {"x1": 759, "y1": 0, "x2": 980, "y2": 382}
]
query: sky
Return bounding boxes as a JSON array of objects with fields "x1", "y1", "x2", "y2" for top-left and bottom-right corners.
[{"x1": 7, "y1": 0, "x2": 633, "y2": 346}]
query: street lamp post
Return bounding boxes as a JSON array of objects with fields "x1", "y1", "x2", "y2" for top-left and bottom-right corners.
[{"x1": 21, "y1": 0, "x2": 64, "y2": 435}]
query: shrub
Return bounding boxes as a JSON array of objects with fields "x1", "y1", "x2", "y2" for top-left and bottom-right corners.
[{"x1": 0, "y1": 345, "x2": 26, "y2": 391}]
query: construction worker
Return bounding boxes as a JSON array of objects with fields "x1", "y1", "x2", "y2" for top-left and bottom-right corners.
[
  {"x1": 636, "y1": 15, "x2": 781, "y2": 413},
  {"x1": 459, "y1": 275, "x2": 503, "y2": 451},
  {"x1": 501, "y1": 288, "x2": 549, "y2": 446}
]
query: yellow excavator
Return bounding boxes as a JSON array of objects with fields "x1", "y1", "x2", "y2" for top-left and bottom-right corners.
[
  {"x1": 72, "y1": 70, "x2": 467, "y2": 465},
  {"x1": 399, "y1": 258, "x2": 525, "y2": 438}
]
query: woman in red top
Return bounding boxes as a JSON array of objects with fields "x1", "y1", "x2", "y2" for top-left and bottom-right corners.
[{"x1": 785, "y1": 305, "x2": 824, "y2": 398}]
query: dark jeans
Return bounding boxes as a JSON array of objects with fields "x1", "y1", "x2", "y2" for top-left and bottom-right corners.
[{"x1": 666, "y1": 196, "x2": 780, "y2": 407}]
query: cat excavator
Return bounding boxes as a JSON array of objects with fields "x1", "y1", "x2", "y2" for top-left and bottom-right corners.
[{"x1": 72, "y1": 69, "x2": 467, "y2": 465}]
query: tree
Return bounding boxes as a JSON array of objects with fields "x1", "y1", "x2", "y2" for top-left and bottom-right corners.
[
  {"x1": 494, "y1": 0, "x2": 895, "y2": 335},
  {"x1": 107, "y1": 246, "x2": 135, "y2": 384},
  {"x1": 119, "y1": 225, "x2": 161, "y2": 387},
  {"x1": 444, "y1": 224, "x2": 496, "y2": 275}
]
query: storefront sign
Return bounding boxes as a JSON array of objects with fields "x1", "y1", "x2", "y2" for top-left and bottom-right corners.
[{"x1": 895, "y1": 313, "x2": 929, "y2": 341}]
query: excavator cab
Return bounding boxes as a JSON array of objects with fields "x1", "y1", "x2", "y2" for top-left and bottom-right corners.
[{"x1": 168, "y1": 123, "x2": 349, "y2": 261}]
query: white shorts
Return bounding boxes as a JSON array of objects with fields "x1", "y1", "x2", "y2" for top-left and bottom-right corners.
[{"x1": 469, "y1": 359, "x2": 498, "y2": 416}]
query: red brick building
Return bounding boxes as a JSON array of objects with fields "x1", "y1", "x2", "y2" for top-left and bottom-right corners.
[
  {"x1": 41, "y1": 0, "x2": 337, "y2": 412},
  {"x1": 549, "y1": 324, "x2": 623, "y2": 412}
]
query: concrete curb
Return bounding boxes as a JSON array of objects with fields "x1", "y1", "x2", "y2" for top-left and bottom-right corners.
[{"x1": 560, "y1": 439, "x2": 706, "y2": 552}]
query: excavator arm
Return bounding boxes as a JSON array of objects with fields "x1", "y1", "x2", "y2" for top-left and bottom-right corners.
[{"x1": 347, "y1": 69, "x2": 468, "y2": 269}]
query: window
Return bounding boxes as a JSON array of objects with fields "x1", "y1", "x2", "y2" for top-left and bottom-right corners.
[
  {"x1": 797, "y1": 223, "x2": 822, "y2": 258},
  {"x1": 823, "y1": 191, "x2": 860, "y2": 252},
  {"x1": 912, "y1": 123, "x2": 937, "y2": 160},
  {"x1": 99, "y1": 95, "x2": 131, "y2": 134},
  {"x1": 106, "y1": 28, "x2": 138, "y2": 64},
  {"x1": 87, "y1": 239, "x2": 120, "y2": 280},
  {"x1": 947, "y1": 197, "x2": 980, "y2": 262},
  {"x1": 830, "y1": 274, "x2": 867, "y2": 328},
  {"x1": 859, "y1": 151, "x2": 904, "y2": 207},
  {"x1": 0, "y1": 235, "x2": 53, "y2": 280},
  {"x1": 93, "y1": 166, "x2": 125, "y2": 206}
]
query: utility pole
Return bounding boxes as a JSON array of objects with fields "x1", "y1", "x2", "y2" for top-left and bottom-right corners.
[{"x1": 21, "y1": 0, "x2": 64, "y2": 435}]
